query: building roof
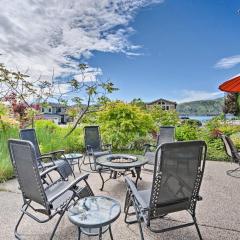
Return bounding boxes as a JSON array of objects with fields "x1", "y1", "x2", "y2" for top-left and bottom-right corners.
[{"x1": 146, "y1": 98, "x2": 177, "y2": 105}]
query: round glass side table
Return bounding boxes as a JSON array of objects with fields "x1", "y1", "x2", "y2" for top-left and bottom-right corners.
[
  {"x1": 68, "y1": 196, "x2": 121, "y2": 240},
  {"x1": 61, "y1": 153, "x2": 83, "y2": 172}
]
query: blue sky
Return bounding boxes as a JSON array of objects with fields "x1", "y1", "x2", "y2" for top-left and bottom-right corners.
[
  {"x1": 1, "y1": 0, "x2": 240, "y2": 103},
  {"x1": 88, "y1": 0, "x2": 240, "y2": 103}
]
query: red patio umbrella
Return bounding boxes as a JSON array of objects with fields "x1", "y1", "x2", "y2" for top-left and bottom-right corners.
[{"x1": 219, "y1": 75, "x2": 240, "y2": 93}]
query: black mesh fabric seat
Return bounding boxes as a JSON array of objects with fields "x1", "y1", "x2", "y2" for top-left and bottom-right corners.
[
  {"x1": 221, "y1": 134, "x2": 240, "y2": 175},
  {"x1": 83, "y1": 126, "x2": 112, "y2": 171},
  {"x1": 125, "y1": 141, "x2": 207, "y2": 240},
  {"x1": 20, "y1": 128, "x2": 73, "y2": 179},
  {"x1": 8, "y1": 139, "x2": 94, "y2": 240},
  {"x1": 144, "y1": 126, "x2": 175, "y2": 166}
]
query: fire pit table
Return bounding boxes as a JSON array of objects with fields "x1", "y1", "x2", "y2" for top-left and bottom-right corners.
[{"x1": 96, "y1": 154, "x2": 148, "y2": 191}]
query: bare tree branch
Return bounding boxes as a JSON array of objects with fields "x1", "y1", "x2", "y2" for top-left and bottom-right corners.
[{"x1": 64, "y1": 94, "x2": 91, "y2": 138}]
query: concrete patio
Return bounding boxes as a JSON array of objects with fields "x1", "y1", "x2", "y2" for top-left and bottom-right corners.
[{"x1": 0, "y1": 160, "x2": 239, "y2": 240}]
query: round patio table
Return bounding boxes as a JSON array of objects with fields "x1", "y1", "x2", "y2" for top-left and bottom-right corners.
[
  {"x1": 61, "y1": 153, "x2": 83, "y2": 173},
  {"x1": 96, "y1": 154, "x2": 148, "y2": 190},
  {"x1": 68, "y1": 196, "x2": 121, "y2": 240}
]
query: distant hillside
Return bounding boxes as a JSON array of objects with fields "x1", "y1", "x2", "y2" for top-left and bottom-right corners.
[{"x1": 177, "y1": 98, "x2": 224, "y2": 116}]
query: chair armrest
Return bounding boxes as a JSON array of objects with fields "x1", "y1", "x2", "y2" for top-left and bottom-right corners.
[
  {"x1": 102, "y1": 143, "x2": 112, "y2": 151},
  {"x1": 42, "y1": 150, "x2": 65, "y2": 157},
  {"x1": 37, "y1": 155, "x2": 55, "y2": 165},
  {"x1": 48, "y1": 174, "x2": 90, "y2": 203},
  {"x1": 143, "y1": 143, "x2": 157, "y2": 148},
  {"x1": 40, "y1": 166, "x2": 58, "y2": 178},
  {"x1": 38, "y1": 155, "x2": 53, "y2": 160},
  {"x1": 125, "y1": 176, "x2": 148, "y2": 210},
  {"x1": 86, "y1": 145, "x2": 93, "y2": 152},
  {"x1": 102, "y1": 143, "x2": 112, "y2": 147},
  {"x1": 143, "y1": 143, "x2": 157, "y2": 154}
]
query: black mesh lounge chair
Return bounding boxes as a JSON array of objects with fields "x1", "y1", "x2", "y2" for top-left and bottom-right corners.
[
  {"x1": 124, "y1": 141, "x2": 207, "y2": 240},
  {"x1": 144, "y1": 126, "x2": 175, "y2": 166},
  {"x1": 8, "y1": 139, "x2": 94, "y2": 240},
  {"x1": 221, "y1": 134, "x2": 240, "y2": 175},
  {"x1": 20, "y1": 128, "x2": 74, "y2": 179},
  {"x1": 83, "y1": 126, "x2": 112, "y2": 171}
]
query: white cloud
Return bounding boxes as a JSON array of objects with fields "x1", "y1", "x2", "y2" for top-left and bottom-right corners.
[
  {"x1": 0, "y1": 0, "x2": 163, "y2": 82},
  {"x1": 215, "y1": 55, "x2": 240, "y2": 69},
  {"x1": 176, "y1": 90, "x2": 223, "y2": 103}
]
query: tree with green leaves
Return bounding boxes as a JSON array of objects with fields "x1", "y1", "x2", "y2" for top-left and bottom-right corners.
[
  {"x1": 148, "y1": 105, "x2": 179, "y2": 129},
  {"x1": 0, "y1": 63, "x2": 117, "y2": 135},
  {"x1": 130, "y1": 98, "x2": 146, "y2": 109},
  {"x1": 223, "y1": 93, "x2": 240, "y2": 116},
  {"x1": 98, "y1": 101, "x2": 154, "y2": 149}
]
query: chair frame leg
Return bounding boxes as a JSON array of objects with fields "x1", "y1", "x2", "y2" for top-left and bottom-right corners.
[
  {"x1": 132, "y1": 198, "x2": 145, "y2": 240},
  {"x1": 14, "y1": 203, "x2": 30, "y2": 239},
  {"x1": 124, "y1": 193, "x2": 203, "y2": 240},
  {"x1": 49, "y1": 197, "x2": 73, "y2": 239},
  {"x1": 146, "y1": 213, "x2": 203, "y2": 240},
  {"x1": 15, "y1": 197, "x2": 73, "y2": 240},
  {"x1": 124, "y1": 195, "x2": 145, "y2": 240},
  {"x1": 192, "y1": 214, "x2": 203, "y2": 240}
]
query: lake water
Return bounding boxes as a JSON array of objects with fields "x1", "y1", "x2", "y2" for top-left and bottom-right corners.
[
  {"x1": 180, "y1": 115, "x2": 234, "y2": 123},
  {"x1": 187, "y1": 116, "x2": 214, "y2": 122}
]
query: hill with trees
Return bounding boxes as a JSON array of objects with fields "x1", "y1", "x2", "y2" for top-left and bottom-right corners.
[{"x1": 177, "y1": 98, "x2": 224, "y2": 116}]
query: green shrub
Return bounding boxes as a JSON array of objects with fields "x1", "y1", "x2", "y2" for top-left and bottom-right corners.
[
  {"x1": 0, "y1": 126, "x2": 18, "y2": 182},
  {"x1": 181, "y1": 119, "x2": 202, "y2": 127},
  {"x1": 197, "y1": 127, "x2": 229, "y2": 161},
  {"x1": 148, "y1": 106, "x2": 179, "y2": 128},
  {"x1": 98, "y1": 101, "x2": 154, "y2": 149},
  {"x1": 0, "y1": 119, "x2": 86, "y2": 182},
  {"x1": 218, "y1": 124, "x2": 240, "y2": 136},
  {"x1": 2, "y1": 107, "x2": 240, "y2": 182},
  {"x1": 229, "y1": 132, "x2": 240, "y2": 149},
  {"x1": 35, "y1": 120, "x2": 84, "y2": 153},
  {"x1": 205, "y1": 116, "x2": 222, "y2": 131},
  {"x1": 176, "y1": 123, "x2": 198, "y2": 141}
]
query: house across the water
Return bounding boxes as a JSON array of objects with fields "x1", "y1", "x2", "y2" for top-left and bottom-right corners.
[
  {"x1": 146, "y1": 98, "x2": 177, "y2": 110},
  {"x1": 40, "y1": 102, "x2": 69, "y2": 124}
]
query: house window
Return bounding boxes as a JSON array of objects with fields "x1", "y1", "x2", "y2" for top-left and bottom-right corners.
[
  {"x1": 166, "y1": 106, "x2": 169, "y2": 110},
  {"x1": 49, "y1": 108, "x2": 51, "y2": 113},
  {"x1": 42, "y1": 108, "x2": 44, "y2": 113},
  {"x1": 57, "y1": 107, "x2": 61, "y2": 113}
]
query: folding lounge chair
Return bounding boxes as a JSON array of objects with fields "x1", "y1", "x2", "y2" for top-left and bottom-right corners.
[
  {"x1": 144, "y1": 126, "x2": 175, "y2": 166},
  {"x1": 20, "y1": 128, "x2": 74, "y2": 179},
  {"x1": 83, "y1": 126, "x2": 112, "y2": 171},
  {"x1": 8, "y1": 139, "x2": 93, "y2": 240},
  {"x1": 221, "y1": 134, "x2": 240, "y2": 175},
  {"x1": 125, "y1": 141, "x2": 207, "y2": 240}
]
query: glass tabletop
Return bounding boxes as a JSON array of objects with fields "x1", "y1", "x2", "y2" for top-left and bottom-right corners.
[
  {"x1": 62, "y1": 153, "x2": 83, "y2": 159},
  {"x1": 68, "y1": 196, "x2": 121, "y2": 228},
  {"x1": 96, "y1": 154, "x2": 148, "y2": 169}
]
